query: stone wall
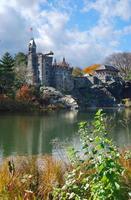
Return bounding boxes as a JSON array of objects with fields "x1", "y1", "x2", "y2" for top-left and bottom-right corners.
[
  {"x1": 53, "y1": 66, "x2": 74, "y2": 93},
  {"x1": 38, "y1": 54, "x2": 53, "y2": 86},
  {"x1": 27, "y1": 53, "x2": 39, "y2": 85}
]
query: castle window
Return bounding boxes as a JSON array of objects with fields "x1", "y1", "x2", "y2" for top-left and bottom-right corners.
[{"x1": 105, "y1": 75, "x2": 111, "y2": 82}]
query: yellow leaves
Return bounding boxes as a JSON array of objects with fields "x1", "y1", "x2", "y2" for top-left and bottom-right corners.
[{"x1": 83, "y1": 64, "x2": 100, "y2": 75}]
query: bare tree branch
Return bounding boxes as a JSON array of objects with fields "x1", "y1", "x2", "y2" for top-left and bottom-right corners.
[{"x1": 104, "y1": 52, "x2": 131, "y2": 80}]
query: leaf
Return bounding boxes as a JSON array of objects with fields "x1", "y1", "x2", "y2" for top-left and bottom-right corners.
[
  {"x1": 69, "y1": 192, "x2": 75, "y2": 199},
  {"x1": 114, "y1": 182, "x2": 120, "y2": 190},
  {"x1": 128, "y1": 192, "x2": 131, "y2": 197}
]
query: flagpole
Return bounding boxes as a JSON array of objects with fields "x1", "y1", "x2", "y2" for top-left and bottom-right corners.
[{"x1": 29, "y1": 27, "x2": 33, "y2": 39}]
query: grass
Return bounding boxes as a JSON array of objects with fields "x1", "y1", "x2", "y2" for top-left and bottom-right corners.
[
  {"x1": 0, "y1": 155, "x2": 67, "y2": 200},
  {"x1": 120, "y1": 148, "x2": 131, "y2": 189},
  {"x1": 0, "y1": 149, "x2": 130, "y2": 200},
  {"x1": 0, "y1": 156, "x2": 38, "y2": 199},
  {"x1": 37, "y1": 155, "x2": 66, "y2": 199}
]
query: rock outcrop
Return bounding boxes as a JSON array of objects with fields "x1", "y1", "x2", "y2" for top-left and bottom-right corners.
[
  {"x1": 106, "y1": 80, "x2": 125, "y2": 101},
  {"x1": 72, "y1": 85, "x2": 116, "y2": 108},
  {"x1": 59, "y1": 95, "x2": 78, "y2": 110},
  {"x1": 40, "y1": 86, "x2": 78, "y2": 110},
  {"x1": 71, "y1": 78, "x2": 125, "y2": 108},
  {"x1": 39, "y1": 78, "x2": 129, "y2": 110},
  {"x1": 123, "y1": 81, "x2": 131, "y2": 99}
]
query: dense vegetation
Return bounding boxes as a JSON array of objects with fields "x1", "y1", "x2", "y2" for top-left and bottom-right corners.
[
  {"x1": 0, "y1": 110, "x2": 130, "y2": 199},
  {"x1": 0, "y1": 52, "x2": 27, "y2": 95}
]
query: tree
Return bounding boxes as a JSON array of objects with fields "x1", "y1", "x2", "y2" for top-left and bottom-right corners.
[
  {"x1": 83, "y1": 64, "x2": 100, "y2": 75},
  {"x1": 105, "y1": 52, "x2": 131, "y2": 80},
  {"x1": 0, "y1": 52, "x2": 15, "y2": 93},
  {"x1": 16, "y1": 85, "x2": 33, "y2": 102},
  {"x1": 14, "y1": 52, "x2": 27, "y2": 87},
  {"x1": 72, "y1": 67, "x2": 84, "y2": 77}
]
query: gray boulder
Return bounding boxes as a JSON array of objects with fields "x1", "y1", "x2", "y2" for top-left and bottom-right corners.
[
  {"x1": 40, "y1": 86, "x2": 78, "y2": 110},
  {"x1": 59, "y1": 95, "x2": 79, "y2": 110}
]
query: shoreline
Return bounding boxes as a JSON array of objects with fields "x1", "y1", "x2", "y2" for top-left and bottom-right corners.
[{"x1": 0, "y1": 99, "x2": 130, "y2": 114}]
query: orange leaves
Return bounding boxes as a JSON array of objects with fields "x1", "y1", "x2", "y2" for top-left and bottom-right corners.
[
  {"x1": 83, "y1": 64, "x2": 100, "y2": 75},
  {"x1": 16, "y1": 85, "x2": 33, "y2": 102}
]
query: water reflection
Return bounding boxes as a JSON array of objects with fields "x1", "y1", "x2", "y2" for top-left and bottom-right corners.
[{"x1": 0, "y1": 109, "x2": 130, "y2": 160}]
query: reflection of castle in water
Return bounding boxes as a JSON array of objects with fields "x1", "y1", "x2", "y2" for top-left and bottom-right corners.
[
  {"x1": 0, "y1": 112, "x2": 79, "y2": 159},
  {"x1": 0, "y1": 109, "x2": 131, "y2": 161}
]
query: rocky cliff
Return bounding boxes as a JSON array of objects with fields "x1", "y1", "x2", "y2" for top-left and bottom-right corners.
[{"x1": 39, "y1": 79, "x2": 130, "y2": 110}]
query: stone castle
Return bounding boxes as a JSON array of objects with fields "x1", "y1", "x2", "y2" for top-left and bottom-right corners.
[
  {"x1": 27, "y1": 38, "x2": 120, "y2": 92},
  {"x1": 27, "y1": 38, "x2": 74, "y2": 92}
]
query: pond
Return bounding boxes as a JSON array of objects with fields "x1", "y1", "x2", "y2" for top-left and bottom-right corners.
[{"x1": 0, "y1": 108, "x2": 131, "y2": 161}]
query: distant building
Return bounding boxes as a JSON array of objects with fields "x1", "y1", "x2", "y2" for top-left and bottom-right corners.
[
  {"x1": 84, "y1": 64, "x2": 120, "y2": 84},
  {"x1": 94, "y1": 64, "x2": 119, "y2": 82}
]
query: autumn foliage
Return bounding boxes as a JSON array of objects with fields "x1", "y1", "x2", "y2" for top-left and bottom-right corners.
[
  {"x1": 83, "y1": 64, "x2": 100, "y2": 75},
  {"x1": 16, "y1": 85, "x2": 33, "y2": 102}
]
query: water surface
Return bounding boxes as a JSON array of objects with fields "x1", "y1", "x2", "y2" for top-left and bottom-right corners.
[{"x1": 0, "y1": 108, "x2": 131, "y2": 161}]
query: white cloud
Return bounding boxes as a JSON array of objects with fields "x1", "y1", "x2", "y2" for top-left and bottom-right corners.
[
  {"x1": 83, "y1": 0, "x2": 131, "y2": 22},
  {"x1": 0, "y1": 0, "x2": 131, "y2": 67},
  {"x1": 114, "y1": 0, "x2": 131, "y2": 20}
]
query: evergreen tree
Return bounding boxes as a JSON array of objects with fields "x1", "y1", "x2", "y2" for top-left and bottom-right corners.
[{"x1": 0, "y1": 52, "x2": 15, "y2": 93}]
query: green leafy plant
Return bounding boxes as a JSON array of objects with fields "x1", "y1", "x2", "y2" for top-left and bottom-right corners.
[{"x1": 53, "y1": 110, "x2": 129, "y2": 200}]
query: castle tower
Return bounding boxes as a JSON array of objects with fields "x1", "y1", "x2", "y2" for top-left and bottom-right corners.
[
  {"x1": 27, "y1": 38, "x2": 39, "y2": 85},
  {"x1": 62, "y1": 57, "x2": 66, "y2": 65},
  {"x1": 28, "y1": 38, "x2": 36, "y2": 54},
  {"x1": 38, "y1": 52, "x2": 53, "y2": 86}
]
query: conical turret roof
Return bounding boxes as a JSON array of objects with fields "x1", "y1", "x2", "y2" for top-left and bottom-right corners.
[{"x1": 29, "y1": 38, "x2": 36, "y2": 47}]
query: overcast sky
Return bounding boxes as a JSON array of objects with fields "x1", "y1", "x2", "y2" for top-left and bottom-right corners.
[{"x1": 0, "y1": 0, "x2": 131, "y2": 68}]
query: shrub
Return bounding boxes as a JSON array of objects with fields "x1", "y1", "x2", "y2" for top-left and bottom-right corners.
[
  {"x1": 53, "y1": 110, "x2": 130, "y2": 200},
  {"x1": 15, "y1": 85, "x2": 34, "y2": 102}
]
